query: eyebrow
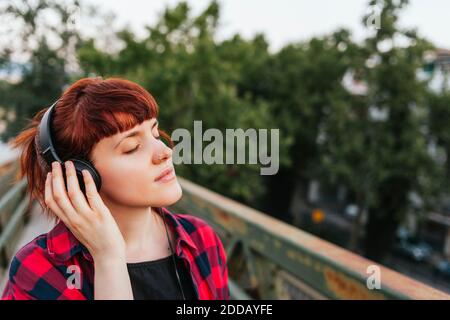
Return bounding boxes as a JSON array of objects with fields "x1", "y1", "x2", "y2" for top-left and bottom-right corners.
[{"x1": 114, "y1": 120, "x2": 158, "y2": 149}]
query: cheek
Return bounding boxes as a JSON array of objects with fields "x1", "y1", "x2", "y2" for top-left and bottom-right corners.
[
  {"x1": 98, "y1": 159, "x2": 149, "y2": 196},
  {"x1": 97, "y1": 158, "x2": 182, "y2": 206}
]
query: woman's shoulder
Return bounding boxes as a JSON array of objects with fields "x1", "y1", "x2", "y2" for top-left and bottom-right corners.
[
  {"x1": 4, "y1": 229, "x2": 59, "y2": 286},
  {"x1": 174, "y1": 212, "x2": 211, "y2": 229},
  {"x1": 171, "y1": 211, "x2": 220, "y2": 238},
  {"x1": 2, "y1": 228, "x2": 87, "y2": 300},
  {"x1": 8, "y1": 233, "x2": 50, "y2": 269},
  {"x1": 165, "y1": 208, "x2": 225, "y2": 247},
  {"x1": 1, "y1": 233, "x2": 52, "y2": 299},
  {"x1": 8, "y1": 219, "x2": 73, "y2": 268}
]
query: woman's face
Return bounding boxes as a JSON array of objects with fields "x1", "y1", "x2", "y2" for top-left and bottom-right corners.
[{"x1": 90, "y1": 118, "x2": 182, "y2": 208}]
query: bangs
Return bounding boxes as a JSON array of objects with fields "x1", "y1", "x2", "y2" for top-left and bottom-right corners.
[{"x1": 91, "y1": 102, "x2": 158, "y2": 138}]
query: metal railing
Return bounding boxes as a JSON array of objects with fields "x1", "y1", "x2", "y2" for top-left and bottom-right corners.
[
  {"x1": 0, "y1": 160, "x2": 29, "y2": 272},
  {"x1": 170, "y1": 177, "x2": 450, "y2": 300}
]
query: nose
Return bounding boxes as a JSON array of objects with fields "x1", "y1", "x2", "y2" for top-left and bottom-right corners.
[{"x1": 153, "y1": 143, "x2": 172, "y2": 165}]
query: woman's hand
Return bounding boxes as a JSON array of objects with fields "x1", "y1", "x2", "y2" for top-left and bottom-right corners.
[
  {"x1": 46, "y1": 161, "x2": 134, "y2": 299},
  {"x1": 45, "y1": 160, "x2": 126, "y2": 262}
]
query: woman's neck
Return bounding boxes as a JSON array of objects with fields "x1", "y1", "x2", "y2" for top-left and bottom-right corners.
[{"x1": 102, "y1": 202, "x2": 173, "y2": 262}]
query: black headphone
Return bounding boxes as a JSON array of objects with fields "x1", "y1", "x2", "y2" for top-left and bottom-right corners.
[{"x1": 37, "y1": 99, "x2": 102, "y2": 196}]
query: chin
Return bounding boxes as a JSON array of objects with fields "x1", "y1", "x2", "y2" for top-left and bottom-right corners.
[{"x1": 150, "y1": 179, "x2": 183, "y2": 207}]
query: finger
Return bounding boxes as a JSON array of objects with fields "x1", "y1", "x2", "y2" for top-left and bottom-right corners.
[
  {"x1": 82, "y1": 169, "x2": 108, "y2": 214},
  {"x1": 44, "y1": 172, "x2": 67, "y2": 223},
  {"x1": 51, "y1": 161, "x2": 81, "y2": 223},
  {"x1": 64, "y1": 161, "x2": 93, "y2": 216}
]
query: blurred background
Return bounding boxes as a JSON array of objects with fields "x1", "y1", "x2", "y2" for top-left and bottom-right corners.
[{"x1": 1, "y1": 0, "x2": 450, "y2": 299}]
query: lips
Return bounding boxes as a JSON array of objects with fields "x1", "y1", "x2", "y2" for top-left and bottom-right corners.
[{"x1": 154, "y1": 167, "x2": 175, "y2": 182}]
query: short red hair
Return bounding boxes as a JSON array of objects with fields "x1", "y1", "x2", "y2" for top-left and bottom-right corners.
[{"x1": 10, "y1": 77, "x2": 172, "y2": 220}]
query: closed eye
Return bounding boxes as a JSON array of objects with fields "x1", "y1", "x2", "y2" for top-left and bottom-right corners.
[
  {"x1": 124, "y1": 145, "x2": 140, "y2": 154},
  {"x1": 123, "y1": 134, "x2": 161, "y2": 155}
]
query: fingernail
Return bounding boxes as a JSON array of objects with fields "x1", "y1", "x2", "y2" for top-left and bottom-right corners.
[
  {"x1": 65, "y1": 161, "x2": 71, "y2": 169},
  {"x1": 52, "y1": 161, "x2": 58, "y2": 169},
  {"x1": 82, "y1": 170, "x2": 88, "y2": 178}
]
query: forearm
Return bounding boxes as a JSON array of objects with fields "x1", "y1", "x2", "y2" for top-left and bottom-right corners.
[{"x1": 93, "y1": 256, "x2": 133, "y2": 300}]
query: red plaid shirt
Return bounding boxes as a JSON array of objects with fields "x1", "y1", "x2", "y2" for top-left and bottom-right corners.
[{"x1": 1, "y1": 207, "x2": 229, "y2": 300}]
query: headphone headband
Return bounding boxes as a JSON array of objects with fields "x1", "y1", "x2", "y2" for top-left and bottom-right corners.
[
  {"x1": 39, "y1": 100, "x2": 62, "y2": 165},
  {"x1": 37, "y1": 99, "x2": 102, "y2": 193}
]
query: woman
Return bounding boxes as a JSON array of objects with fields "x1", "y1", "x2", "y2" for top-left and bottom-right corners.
[{"x1": 1, "y1": 77, "x2": 229, "y2": 300}]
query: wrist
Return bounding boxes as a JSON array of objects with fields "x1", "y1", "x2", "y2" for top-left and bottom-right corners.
[{"x1": 93, "y1": 251, "x2": 127, "y2": 267}]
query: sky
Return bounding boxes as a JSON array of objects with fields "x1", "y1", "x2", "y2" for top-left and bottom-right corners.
[
  {"x1": 83, "y1": 0, "x2": 450, "y2": 52},
  {"x1": 1, "y1": 0, "x2": 448, "y2": 80}
]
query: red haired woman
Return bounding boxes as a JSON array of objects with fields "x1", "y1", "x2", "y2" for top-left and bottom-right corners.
[{"x1": 1, "y1": 77, "x2": 229, "y2": 300}]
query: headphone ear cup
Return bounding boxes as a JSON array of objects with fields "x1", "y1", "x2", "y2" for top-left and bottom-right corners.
[{"x1": 70, "y1": 159, "x2": 102, "y2": 195}]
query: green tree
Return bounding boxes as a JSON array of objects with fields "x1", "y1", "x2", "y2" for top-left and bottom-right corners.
[
  {"x1": 234, "y1": 29, "x2": 358, "y2": 220},
  {"x1": 320, "y1": 0, "x2": 441, "y2": 261},
  {"x1": 0, "y1": 0, "x2": 84, "y2": 141}
]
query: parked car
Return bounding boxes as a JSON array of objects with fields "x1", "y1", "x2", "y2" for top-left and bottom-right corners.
[
  {"x1": 393, "y1": 240, "x2": 433, "y2": 262},
  {"x1": 432, "y1": 260, "x2": 450, "y2": 280},
  {"x1": 393, "y1": 228, "x2": 433, "y2": 262}
]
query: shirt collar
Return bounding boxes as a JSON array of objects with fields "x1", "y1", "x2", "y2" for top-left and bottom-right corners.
[
  {"x1": 46, "y1": 207, "x2": 198, "y2": 263},
  {"x1": 159, "y1": 207, "x2": 199, "y2": 255}
]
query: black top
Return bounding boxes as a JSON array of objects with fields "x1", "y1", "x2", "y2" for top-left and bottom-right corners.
[{"x1": 126, "y1": 253, "x2": 198, "y2": 300}]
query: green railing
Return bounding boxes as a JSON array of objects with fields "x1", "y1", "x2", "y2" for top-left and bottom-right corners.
[
  {"x1": 1, "y1": 160, "x2": 449, "y2": 299},
  {"x1": 170, "y1": 177, "x2": 450, "y2": 300},
  {"x1": 0, "y1": 161, "x2": 29, "y2": 271}
]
